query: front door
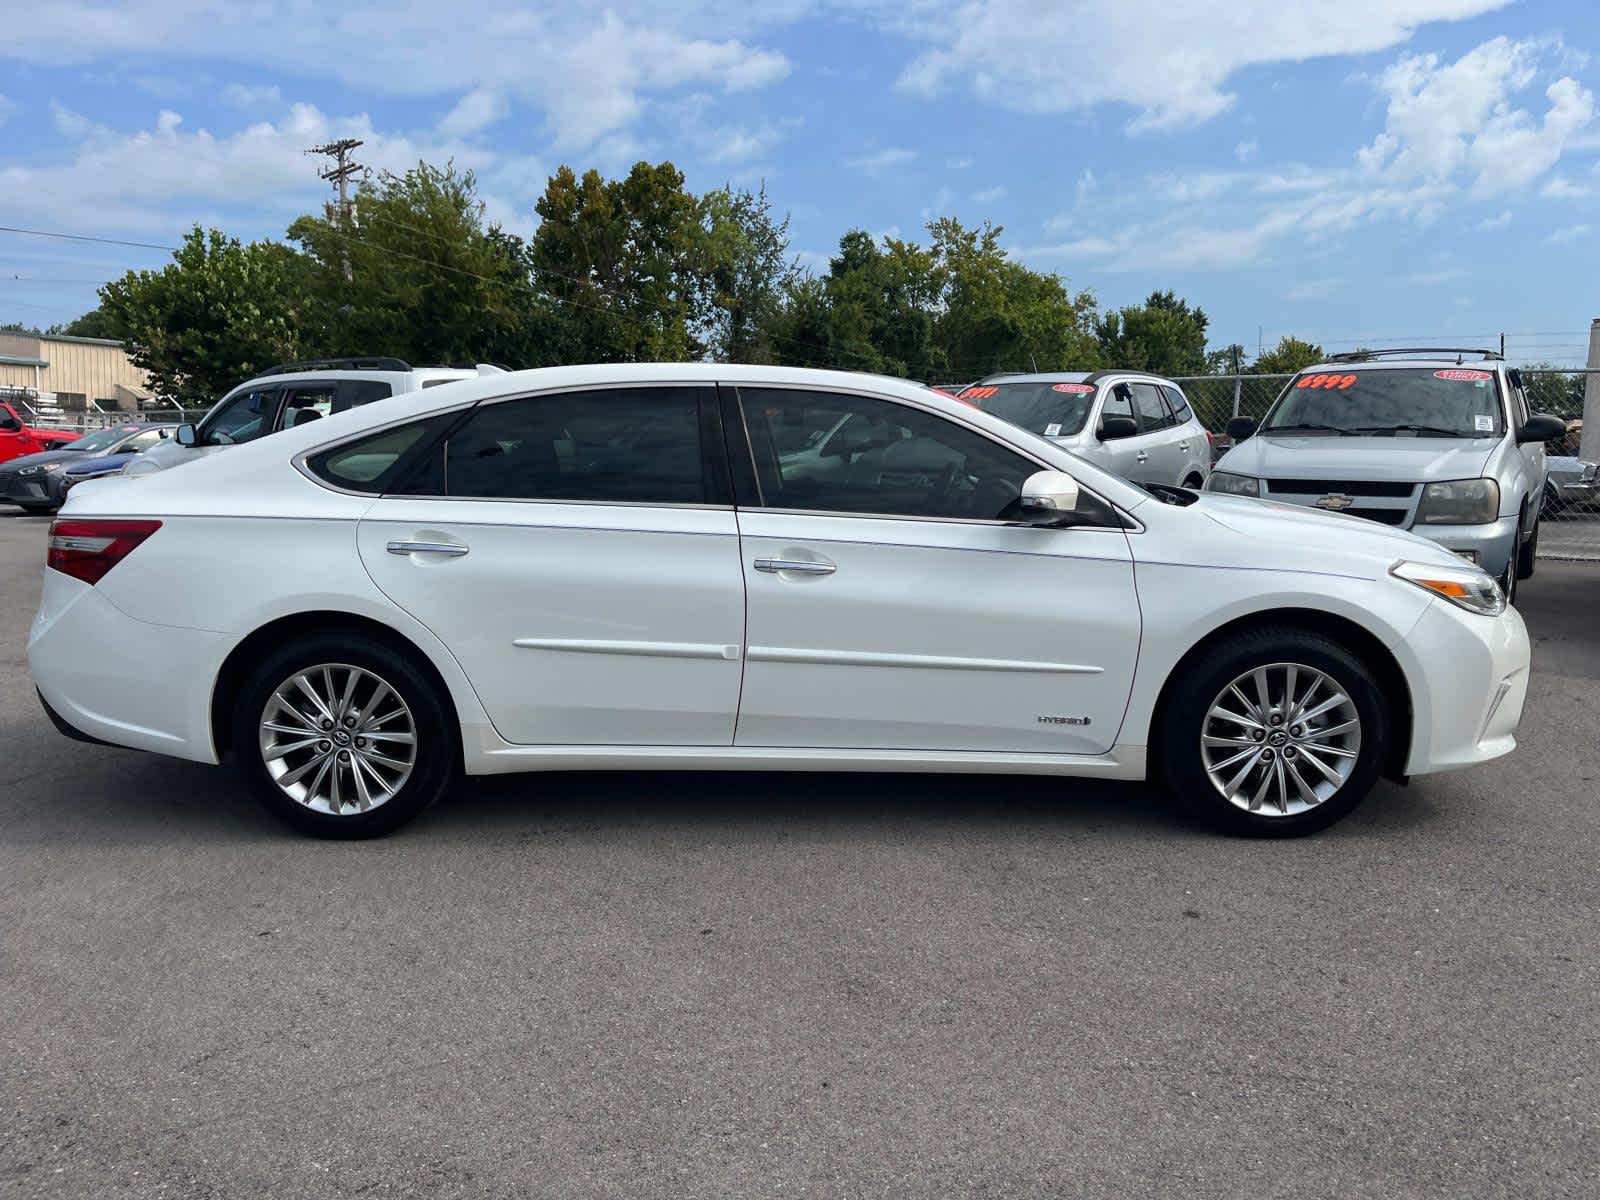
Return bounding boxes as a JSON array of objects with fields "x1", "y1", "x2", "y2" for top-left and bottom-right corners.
[
  {"x1": 726, "y1": 385, "x2": 1140, "y2": 754},
  {"x1": 354, "y1": 383, "x2": 746, "y2": 746}
]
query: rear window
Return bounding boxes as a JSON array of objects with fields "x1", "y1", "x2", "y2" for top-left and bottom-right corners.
[
  {"x1": 959, "y1": 381, "x2": 1096, "y2": 438},
  {"x1": 1263, "y1": 368, "x2": 1503, "y2": 438}
]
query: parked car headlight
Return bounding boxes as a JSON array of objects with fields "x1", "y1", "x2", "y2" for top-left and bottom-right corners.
[
  {"x1": 19, "y1": 462, "x2": 63, "y2": 477},
  {"x1": 1206, "y1": 471, "x2": 1261, "y2": 497},
  {"x1": 1390, "y1": 559, "x2": 1506, "y2": 616},
  {"x1": 1415, "y1": 478, "x2": 1499, "y2": 525}
]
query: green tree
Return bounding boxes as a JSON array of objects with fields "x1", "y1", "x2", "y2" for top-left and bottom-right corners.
[
  {"x1": 1095, "y1": 290, "x2": 1209, "y2": 376},
  {"x1": 1205, "y1": 343, "x2": 1248, "y2": 374},
  {"x1": 930, "y1": 218, "x2": 1099, "y2": 379},
  {"x1": 698, "y1": 184, "x2": 795, "y2": 364},
  {"x1": 1251, "y1": 335, "x2": 1324, "y2": 375},
  {"x1": 289, "y1": 161, "x2": 530, "y2": 365},
  {"x1": 1521, "y1": 361, "x2": 1585, "y2": 420},
  {"x1": 52, "y1": 308, "x2": 123, "y2": 340},
  {"x1": 96, "y1": 227, "x2": 310, "y2": 405},
  {"x1": 531, "y1": 161, "x2": 707, "y2": 362}
]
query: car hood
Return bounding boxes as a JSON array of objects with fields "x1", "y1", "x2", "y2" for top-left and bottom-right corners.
[
  {"x1": 1218, "y1": 433, "x2": 1497, "y2": 482},
  {"x1": 67, "y1": 452, "x2": 136, "y2": 474},
  {"x1": 1192, "y1": 493, "x2": 1464, "y2": 569},
  {"x1": 0, "y1": 446, "x2": 87, "y2": 476}
]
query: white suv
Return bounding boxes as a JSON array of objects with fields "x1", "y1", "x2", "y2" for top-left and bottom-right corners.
[
  {"x1": 124, "y1": 357, "x2": 503, "y2": 477},
  {"x1": 959, "y1": 371, "x2": 1211, "y2": 490}
]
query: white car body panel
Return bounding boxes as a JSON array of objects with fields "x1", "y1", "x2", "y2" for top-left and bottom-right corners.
[{"x1": 30, "y1": 363, "x2": 1529, "y2": 793}]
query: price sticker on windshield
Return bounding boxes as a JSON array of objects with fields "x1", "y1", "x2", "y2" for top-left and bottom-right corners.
[
  {"x1": 1296, "y1": 373, "x2": 1359, "y2": 390},
  {"x1": 1434, "y1": 369, "x2": 1493, "y2": 382},
  {"x1": 1051, "y1": 383, "x2": 1094, "y2": 394},
  {"x1": 960, "y1": 386, "x2": 998, "y2": 400}
]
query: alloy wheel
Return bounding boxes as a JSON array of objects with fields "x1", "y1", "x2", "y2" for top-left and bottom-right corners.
[
  {"x1": 1200, "y1": 662, "x2": 1362, "y2": 817},
  {"x1": 258, "y1": 664, "x2": 417, "y2": 815}
]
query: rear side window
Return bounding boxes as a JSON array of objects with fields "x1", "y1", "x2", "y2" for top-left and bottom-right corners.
[
  {"x1": 1162, "y1": 385, "x2": 1193, "y2": 423},
  {"x1": 441, "y1": 387, "x2": 708, "y2": 504},
  {"x1": 338, "y1": 380, "x2": 394, "y2": 411},
  {"x1": 1129, "y1": 383, "x2": 1172, "y2": 431}
]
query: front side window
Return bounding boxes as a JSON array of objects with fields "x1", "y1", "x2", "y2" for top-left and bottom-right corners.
[
  {"x1": 441, "y1": 386, "x2": 708, "y2": 504},
  {"x1": 123, "y1": 427, "x2": 170, "y2": 453},
  {"x1": 1264, "y1": 368, "x2": 1504, "y2": 437},
  {"x1": 278, "y1": 385, "x2": 338, "y2": 431},
  {"x1": 201, "y1": 387, "x2": 278, "y2": 446},
  {"x1": 737, "y1": 387, "x2": 1038, "y2": 521}
]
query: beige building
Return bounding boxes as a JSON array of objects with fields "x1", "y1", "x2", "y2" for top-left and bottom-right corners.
[{"x1": 0, "y1": 332, "x2": 156, "y2": 414}]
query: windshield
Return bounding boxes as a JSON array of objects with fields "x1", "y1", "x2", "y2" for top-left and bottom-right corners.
[
  {"x1": 70, "y1": 426, "x2": 141, "y2": 454},
  {"x1": 1263, "y1": 368, "x2": 1502, "y2": 437},
  {"x1": 961, "y1": 381, "x2": 1096, "y2": 438}
]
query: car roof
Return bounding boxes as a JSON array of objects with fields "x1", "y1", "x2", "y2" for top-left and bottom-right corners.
[
  {"x1": 241, "y1": 366, "x2": 476, "y2": 386},
  {"x1": 1299, "y1": 359, "x2": 1506, "y2": 373},
  {"x1": 976, "y1": 369, "x2": 1179, "y2": 386}
]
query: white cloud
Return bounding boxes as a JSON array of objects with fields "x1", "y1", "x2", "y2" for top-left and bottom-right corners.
[
  {"x1": 1075, "y1": 167, "x2": 1096, "y2": 206},
  {"x1": 220, "y1": 83, "x2": 282, "y2": 109},
  {"x1": 0, "y1": 4, "x2": 791, "y2": 151},
  {"x1": 971, "y1": 185, "x2": 1007, "y2": 203},
  {"x1": 1546, "y1": 223, "x2": 1590, "y2": 244},
  {"x1": 1235, "y1": 139, "x2": 1259, "y2": 162},
  {"x1": 920, "y1": 186, "x2": 955, "y2": 221},
  {"x1": 1358, "y1": 37, "x2": 1594, "y2": 192},
  {"x1": 847, "y1": 146, "x2": 916, "y2": 173},
  {"x1": 437, "y1": 87, "x2": 508, "y2": 138},
  {"x1": 1541, "y1": 174, "x2": 1594, "y2": 199},
  {"x1": 895, "y1": 0, "x2": 1510, "y2": 132},
  {"x1": 51, "y1": 101, "x2": 91, "y2": 138},
  {"x1": 0, "y1": 102, "x2": 496, "y2": 234},
  {"x1": 1474, "y1": 209, "x2": 1512, "y2": 229}
]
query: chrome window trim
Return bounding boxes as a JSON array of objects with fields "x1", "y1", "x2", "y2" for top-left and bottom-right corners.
[{"x1": 728, "y1": 380, "x2": 1142, "y2": 533}]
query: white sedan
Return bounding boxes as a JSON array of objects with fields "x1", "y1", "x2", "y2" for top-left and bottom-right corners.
[{"x1": 29, "y1": 364, "x2": 1530, "y2": 838}]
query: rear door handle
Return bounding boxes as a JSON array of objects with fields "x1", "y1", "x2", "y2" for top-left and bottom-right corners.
[
  {"x1": 1135, "y1": 451, "x2": 1149, "y2": 463},
  {"x1": 754, "y1": 558, "x2": 835, "y2": 575},
  {"x1": 387, "y1": 540, "x2": 469, "y2": 557}
]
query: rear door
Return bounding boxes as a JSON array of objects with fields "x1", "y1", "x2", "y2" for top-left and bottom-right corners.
[
  {"x1": 352, "y1": 383, "x2": 747, "y2": 746},
  {"x1": 725, "y1": 384, "x2": 1140, "y2": 754},
  {"x1": 1127, "y1": 381, "x2": 1182, "y2": 483}
]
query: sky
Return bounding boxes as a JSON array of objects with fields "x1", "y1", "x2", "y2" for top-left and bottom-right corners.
[{"x1": 1, "y1": 0, "x2": 1597, "y2": 366}]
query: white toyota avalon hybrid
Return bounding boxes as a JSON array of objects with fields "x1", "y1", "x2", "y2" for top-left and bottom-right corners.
[{"x1": 29, "y1": 365, "x2": 1529, "y2": 839}]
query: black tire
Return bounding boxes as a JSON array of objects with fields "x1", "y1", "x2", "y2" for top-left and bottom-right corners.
[
  {"x1": 1159, "y1": 626, "x2": 1389, "y2": 837},
  {"x1": 232, "y1": 631, "x2": 457, "y2": 838},
  {"x1": 1182, "y1": 473, "x2": 1206, "y2": 490},
  {"x1": 1517, "y1": 513, "x2": 1538, "y2": 580}
]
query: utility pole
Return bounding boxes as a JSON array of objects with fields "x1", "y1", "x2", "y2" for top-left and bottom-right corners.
[
  {"x1": 1581, "y1": 318, "x2": 1600, "y2": 467},
  {"x1": 306, "y1": 138, "x2": 365, "y2": 282}
]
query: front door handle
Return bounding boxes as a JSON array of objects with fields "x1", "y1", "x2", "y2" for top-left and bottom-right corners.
[
  {"x1": 754, "y1": 557, "x2": 835, "y2": 575},
  {"x1": 387, "y1": 540, "x2": 469, "y2": 557},
  {"x1": 1135, "y1": 451, "x2": 1149, "y2": 463}
]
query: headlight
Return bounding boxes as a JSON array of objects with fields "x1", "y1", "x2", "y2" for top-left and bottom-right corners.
[
  {"x1": 1207, "y1": 471, "x2": 1261, "y2": 497},
  {"x1": 1581, "y1": 463, "x2": 1598, "y2": 483},
  {"x1": 19, "y1": 462, "x2": 63, "y2": 477},
  {"x1": 1415, "y1": 477, "x2": 1499, "y2": 525},
  {"x1": 1390, "y1": 559, "x2": 1506, "y2": 616}
]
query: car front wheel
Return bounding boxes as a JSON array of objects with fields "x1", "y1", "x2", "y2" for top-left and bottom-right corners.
[
  {"x1": 1160, "y1": 627, "x2": 1388, "y2": 836},
  {"x1": 233, "y1": 632, "x2": 456, "y2": 838}
]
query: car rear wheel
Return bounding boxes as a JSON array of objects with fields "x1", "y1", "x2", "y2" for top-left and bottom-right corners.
[
  {"x1": 233, "y1": 632, "x2": 456, "y2": 838},
  {"x1": 1159, "y1": 627, "x2": 1388, "y2": 836}
]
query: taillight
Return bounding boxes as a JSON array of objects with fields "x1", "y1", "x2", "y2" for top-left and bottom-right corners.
[{"x1": 46, "y1": 519, "x2": 162, "y2": 585}]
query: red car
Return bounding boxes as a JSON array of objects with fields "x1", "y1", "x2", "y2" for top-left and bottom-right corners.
[{"x1": 0, "y1": 401, "x2": 79, "y2": 465}]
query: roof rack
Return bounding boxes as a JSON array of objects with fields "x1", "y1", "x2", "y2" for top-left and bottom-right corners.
[
  {"x1": 1324, "y1": 347, "x2": 1503, "y2": 364},
  {"x1": 259, "y1": 356, "x2": 412, "y2": 376}
]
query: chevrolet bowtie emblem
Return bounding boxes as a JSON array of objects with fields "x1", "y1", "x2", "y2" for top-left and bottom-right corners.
[{"x1": 1314, "y1": 494, "x2": 1355, "y2": 511}]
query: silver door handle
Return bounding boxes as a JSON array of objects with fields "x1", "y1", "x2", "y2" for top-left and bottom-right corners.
[
  {"x1": 754, "y1": 558, "x2": 835, "y2": 575},
  {"x1": 1178, "y1": 442, "x2": 1189, "y2": 452},
  {"x1": 1135, "y1": 451, "x2": 1149, "y2": 463},
  {"x1": 387, "y1": 540, "x2": 469, "y2": 557}
]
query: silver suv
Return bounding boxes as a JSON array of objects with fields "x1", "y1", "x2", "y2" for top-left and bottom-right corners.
[
  {"x1": 124, "y1": 357, "x2": 503, "y2": 477},
  {"x1": 1209, "y1": 349, "x2": 1564, "y2": 602},
  {"x1": 959, "y1": 371, "x2": 1212, "y2": 489}
]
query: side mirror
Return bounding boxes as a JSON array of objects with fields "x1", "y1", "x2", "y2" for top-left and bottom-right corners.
[
  {"x1": 1098, "y1": 416, "x2": 1139, "y2": 442},
  {"x1": 1516, "y1": 413, "x2": 1566, "y2": 445},
  {"x1": 1018, "y1": 470, "x2": 1082, "y2": 527},
  {"x1": 1225, "y1": 416, "x2": 1259, "y2": 441},
  {"x1": 175, "y1": 423, "x2": 198, "y2": 447}
]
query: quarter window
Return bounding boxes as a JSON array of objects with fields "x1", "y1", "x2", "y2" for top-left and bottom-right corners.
[
  {"x1": 440, "y1": 387, "x2": 709, "y2": 504},
  {"x1": 736, "y1": 387, "x2": 1037, "y2": 521}
]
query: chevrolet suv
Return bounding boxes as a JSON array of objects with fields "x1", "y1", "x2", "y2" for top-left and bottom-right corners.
[
  {"x1": 958, "y1": 371, "x2": 1211, "y2": 489},
  {"x1": 123, "y1": 357, "x2": 503, "y2": 478},
  {"x1": 1210, "y1": 350, "x2": 1564, "y2": 603}
]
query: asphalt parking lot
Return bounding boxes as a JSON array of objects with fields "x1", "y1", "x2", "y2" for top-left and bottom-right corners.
[{"x1": 2, "y1": 509, "x2": 1597, "y2": 1199}]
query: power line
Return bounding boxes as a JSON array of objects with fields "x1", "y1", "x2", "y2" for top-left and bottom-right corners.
[{"x1": 0, "y1": 225, "x2": 179, "y2": 252}]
